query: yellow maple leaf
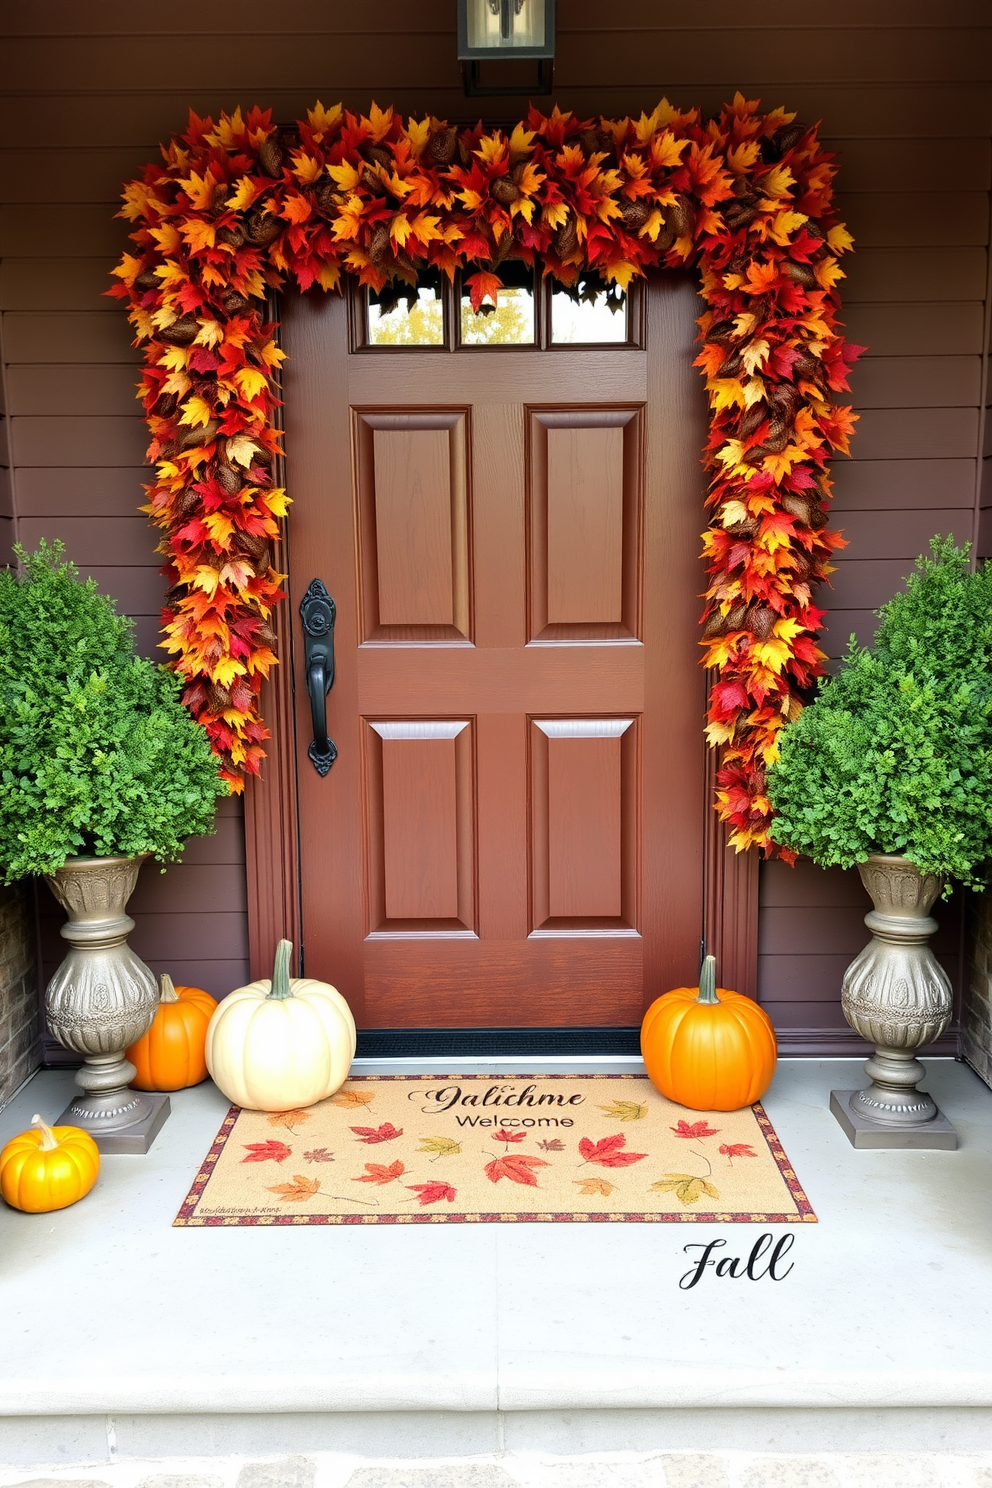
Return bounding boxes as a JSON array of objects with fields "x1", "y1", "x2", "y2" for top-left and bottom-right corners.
[
  {"x1": 509, "y1": 122, "x2": 536, "y2": 160},
  {"x1": 366, "y1": 101, "x2": 395, "y2": 142},
  {"x1": 417, "y1": 1136, "x2": 462, "y2": 1158},
  {"x1": 768, "y1": 208, "x2": 808, "y2": 246},
  {"x1": 326, "y1": 159, "x2": 362, "y2": 192},
  {"x1": 291, "y1": 149, "x2": 324, "y2": 185},
  {"x1": 203, "y1": 511, "x2": 235, "y2": 546},
  {"x1": 234, "y1": 367, "x2": 270, "y2": 401},
  {"x1": 179, "y1": 394, "x2": 214, "y2": 428},
  {"x1": 741, "y1": 338, "x2": 770, "y2": 375},
  {"x1": 210, "y1": 655, "x2": 248, "y2": 688},
  {"x1": 720, "y1": 500, "x2": 750, "y2": 529},
  {"x1": 598, "y1": 1100, "x2": 648, "y2": 1122},
  {"x1": 709, "y1": 378, "x2": 746, "y2": 411},
  {"x1": 827, "y1": 223, "x2": 855, "y2": 253},
  {"x1": 307, "y1": 100, "x2": 343, "y2": 139},
  {"x1": 226, "y1": 434, "x2": 260, "y2": 467},
  {"x1": 194, "y1": 319, "x2": 224, "y2": 349},
  {"x1": 758, "y1": 163, "x2": 795, "y2": 200},
  {"x1": 750, "y1": 638, "x2": 793, "y2": 673},
  {"x1": 181, "y1": 219, "x2": 217, "y2": 253},
  {"x1": 402, "y1": 116, "x2": 430, "y2": 158}
]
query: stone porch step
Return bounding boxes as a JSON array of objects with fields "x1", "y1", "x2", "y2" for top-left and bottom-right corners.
[{"x1": 1, "y1": 1061, "x2": 990, "y2": 1468}]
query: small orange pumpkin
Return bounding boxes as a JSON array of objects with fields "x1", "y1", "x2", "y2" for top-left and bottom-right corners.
[
  {"x1": 0, "y1": 1115, "x2": 100, "y2": 1213},
  {"x1": 641, "y1": 954, "x2": 777, "y2": 1111},
  {"x1": 126, "y1": 974, "x2": 217, "y2": 1091}
]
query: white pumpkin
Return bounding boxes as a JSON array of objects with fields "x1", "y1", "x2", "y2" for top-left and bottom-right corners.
[{"x1": 205, "y1": 940, "x2": 356, "y2": 1111}]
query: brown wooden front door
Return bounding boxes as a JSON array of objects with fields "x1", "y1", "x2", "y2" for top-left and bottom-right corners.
[{"x1": 280, "y1": 274, "x2": 707, "y2": 1030}]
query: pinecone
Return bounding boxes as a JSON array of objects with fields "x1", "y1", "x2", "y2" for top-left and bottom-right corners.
[
  {"x1": 254, "y1": 622, "x2": 278, "y2": 648},
  {"x1": 217, "y1": 225, "x2": 245, "y2": 249},
  {"x1": 243, "y1": 209, "x2": 281, "y2": 247},
  {"x1": 762, "y1": 418, "x2": 791, "y2": 454},
  {"x1": 665, "y1": 194, "x2": 696, "y2": 240},
  {"x1": 366, "y1": 223, "x2": 392, "y2": 266},
  {"x1": 791, "y1": 350, "x2": 821, "y2": 381},
  {"x1": 726, "y1": 518, "x2": 760, "y2": 539},
  {"x1": 159, "y1": 313, "x2": 199, "y2": 345},
  {"x1": 135, "y1": 269, "x2": 160, "y2": 292},
  {"x1": 215, "y1": 463, "x2": 243, "y2": 495},
  {"x1": 554, "y1": 214, "x2": 579, "y2": 259},
  {"x1": 789, "y1": 549, "x2": 814, "y2": 580},
  {"x1": 258, "y1": 135, "x2": 284, "y2": 179},
  {"x1": 234, "y1": 531, "x2": 270, "y2": 563},
  {"x1": 764, "y1": 122, "x2": 807, "y2": 162},
  {"x1": 738, "y1": 402, "x2": 768, "y2": 439},
  {"x1": 725, "y1": 602, "x2": 748, "y2": 631},
  {"x1": 577, "y1": 126, "x2": 612, "y2": 158},
  {"x1": 205, "y1": 682, "x2": 232, "y2": 712},
  {"x1": 174, "y1": 490, "x2": 202, "y2": 518},
  {"x1": 724, "y1": 200, "x2": 758, "y2": 230},
  {"x1": 165, "y1": 582, "x2": 189, "y2": 607},
  {"x1": 718, "y1": 350, "x2": 743, "y2": 378},
  {"x1": 746, "y1": 607, "x2": 777, "y2": 640},
  {"x1": 179, "y1": 419, "x2": 219, "y2": 450},
  {"x1": 154, "y1": 392, "x2": 179, "y2": 419},
  {"x1": 315, "y1": 177, "x2": 338, "y2": 214},
  {"x1": 428, "y1": 126, "x2": 458, "y2": 166},
  {"x1": 365, "y1": 144, "x2": 393, "y2": 171},
  {"x1": 782, "y1": 260, "x2": 817, "y2": 288},
  {"x1": 620, "y1": 199, "x2": 650, "y2": 232},
  {"x1": 703, "y1": 610, "x2": 729, "y2": 639},
  {"x1": 221, "y1": 289, "x2": 251, "y2": 315},
  {"x1": 490, "y1": 176, "x2": 520, "y2": 207}
]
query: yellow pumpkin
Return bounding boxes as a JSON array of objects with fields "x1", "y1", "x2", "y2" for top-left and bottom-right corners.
[
  {"x1": 0, "y1": 1115, "x2": 100, "y2": 1213},
  {"x1": 641, "y1": 955, "x2": 777, "y2": 1111},
  {"x1": 126, "y1": 974, "x2": 217, "y2": 1091},
  {"x1": 205, "y1": 939, "x2": 356, "y2": 1111}
]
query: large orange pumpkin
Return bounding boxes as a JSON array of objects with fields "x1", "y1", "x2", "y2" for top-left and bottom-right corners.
[
  {"x1": 126, "y1": 974, "x2": 217, "y2": 1091},
  {"x1": 0, "y1": 1115, "x2": 100, "y2": 1213},
  {"x1": 641, "y1": 955, "x2": 777, "y2": 1111}
]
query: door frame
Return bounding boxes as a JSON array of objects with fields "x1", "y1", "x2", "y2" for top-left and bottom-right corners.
[{"x1": 244, "y1": 276, "x2": 760, "y2": 1007}]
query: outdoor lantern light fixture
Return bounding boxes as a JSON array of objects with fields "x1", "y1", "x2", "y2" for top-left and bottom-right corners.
[{"x1": 457, "y1": 0, "x2": 555, "y2": 97}]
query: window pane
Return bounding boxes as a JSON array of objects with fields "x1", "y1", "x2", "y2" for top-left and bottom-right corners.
[
  {"x1": 459, "y1": 262, "x2": 535, "y2": 346},
  {"x1": 551, "y1": 275, "x2": 628, "y2": 345},
  {"x1": 367, "y1": 272, "x2": 444, "y2": 346}
]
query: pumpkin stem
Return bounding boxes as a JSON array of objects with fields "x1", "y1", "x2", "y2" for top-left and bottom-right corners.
[
  {"x1": 159, "y1": 974, "x2": 179, "y2": 1003},
  {"x1": 31, "y1": 1114, "x2": 59, "y2": 1151},
  {"x1": 267, "y1": 939, "x2": 295, "y2": 1000},
  {"x1": 696, "y1": 954, "x2": 719, "y2": 1005}
]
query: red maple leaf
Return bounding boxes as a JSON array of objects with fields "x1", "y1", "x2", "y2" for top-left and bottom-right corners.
[
  {"x1": 577, "y1": 1134, "x2": 647, "y2": 1168},
  {"x1": 719, "y1": 1143, "x2": 757, "y2": 1161},
  {"x1": 484, "y1": 1154, "x2": 550, "y2": 1187},
  {"x1": 405, "y1": 1182, "x2": 457, "y2": 1206},
  {"x1": 353, "y1": 1160, "x2": 405, "y2": 1185},
  {"x1": 671, "y1": 1120, "x2": 721, "y2": 1139},
  {"x1": 350, "y1": 1122, "x2": 404, "y2": 1144},
  {"x1": 241, "y1": 1139, "x2": 292, "y2": 1164},
  {"x1": 494, "y1": 1129, "x2": 527, "y2": 1143}
]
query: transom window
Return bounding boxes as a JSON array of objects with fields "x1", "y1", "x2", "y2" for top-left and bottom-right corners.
[{"x1": 355, "y1": 267, "x2": 640, "y2": 351}]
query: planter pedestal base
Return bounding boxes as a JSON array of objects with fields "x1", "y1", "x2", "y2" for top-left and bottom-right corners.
[
  {"x1": 58, "y1": 1090, "x2": 171, "y2": 1155},
  {"x1": 830, "y1": 1089, "x2": 956, "y2": 1149}
]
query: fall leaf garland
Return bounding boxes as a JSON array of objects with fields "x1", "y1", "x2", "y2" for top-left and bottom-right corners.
[{"x1": 109, "y1": 93, "x2": 861, "y2": 846}]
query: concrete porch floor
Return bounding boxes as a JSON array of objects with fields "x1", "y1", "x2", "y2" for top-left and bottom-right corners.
[{"x1": 1, "y1": 1059, "x2": 991, "y2": 1475}]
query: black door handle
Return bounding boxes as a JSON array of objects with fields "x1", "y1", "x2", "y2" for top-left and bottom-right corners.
[{"x1": 299, "y1": 579, "x2": 337, "y2": 775}]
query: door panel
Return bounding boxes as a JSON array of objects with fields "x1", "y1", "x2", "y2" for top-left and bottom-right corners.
[{"x1": 281, "y1": 277, "x2": 708, "y2": 1029}]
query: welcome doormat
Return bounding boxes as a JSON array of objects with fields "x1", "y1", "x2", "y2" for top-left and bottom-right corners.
[{"x1": 175, "y1": 1075, "x2": 815, "y2": 1225}]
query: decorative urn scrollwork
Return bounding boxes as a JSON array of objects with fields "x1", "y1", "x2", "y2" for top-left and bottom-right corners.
[
  {"x1": 45, "y1": 854, "x2": 169, "y2": 1151},
  {"x1": 836, "y1": 854, "x2": 954, "y2": 1141}
]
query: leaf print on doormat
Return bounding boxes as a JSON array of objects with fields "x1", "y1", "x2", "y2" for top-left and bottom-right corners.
[
  {"x1": 575, "y1": 1177, "x2": 616, "y2": 1197},
  {"x1": 267, "y1": 1108, "x2": 312, "y2": 1131},
  {"x1": 578, "y1": 1134, "x2": 647, "y2": 1168},
  {"x1": 484, "y1": 1154, "x2": 549, "y2": 1187},
  {"x1": 175, "y1": 1075, "x2": 816, "y2": 1225},
  {"x1": 405, "y1": 1182, "x2": 457, "y2": 1206},
  {"x1": 417, "y1": 1136, "x2": 462, "y2": 1159},
  {"x1": 670, "y1": 1119, "x2": 720, "y2": 1139},
  {"x1": 267, "y1": 1174, "x2": 321, "y2": 1203},
  {"x1": 350, "y1": 1122, "x2": 404, "y2": 1143},
  {"x1": 598, "y1": 1100, "x2": 648, "y2": 1122},
  {"x1": 651, "y1": 1174, "x2": 720, "y2": 1205},
  {"x1": 241, "y1": 1139, "x2": 292, "y2": 1164},
  {"x1": 353, "y1": 1160, "x2": 405, "y2": 1185}
]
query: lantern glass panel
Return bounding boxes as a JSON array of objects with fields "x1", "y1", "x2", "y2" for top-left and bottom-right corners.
[{"x1": 465, "y1": 0, "x2": 549, "y2": 53}]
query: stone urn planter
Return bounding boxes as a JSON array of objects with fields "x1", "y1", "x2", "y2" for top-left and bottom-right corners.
[
  {"x1": 45, "y1": 854, "x2": 170, "y2": 1153},
  {"x1": 830, "y1": 854, "x2": 956, "y2": 1149}
]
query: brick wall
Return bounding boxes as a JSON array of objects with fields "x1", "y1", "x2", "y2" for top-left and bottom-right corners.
[
  {"x1": 0, "y1": 882, "x2": 40, "y2": 1105},
  {"x1": 964, "y1": 890, "x2": 992, "y2": 1089}
]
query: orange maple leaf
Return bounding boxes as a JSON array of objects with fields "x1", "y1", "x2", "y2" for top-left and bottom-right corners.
[
  {"x1": 266, "y1": 1173, "x2": 320, "y2": 1202},
  {"x1": 267, "y1": 1108, "x2": 312, "y2": 1130},
  {"x1": 574, "y1": 1177, "x2": 616, "y2": 1197},
  {"x1": 354, "y1": 1160, "x2": 405, "y2": 1185},
  {"x1": 329, "y1": 1089, "x2": 376, "y2": 1108},
  {"x1": 484, "y1": 1153, "x2": 549, "y2": 1187}
]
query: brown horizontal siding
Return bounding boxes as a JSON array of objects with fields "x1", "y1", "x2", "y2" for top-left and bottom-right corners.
[{"x1": 1, "y1": 11, "x2": 988, "y2": 1051}]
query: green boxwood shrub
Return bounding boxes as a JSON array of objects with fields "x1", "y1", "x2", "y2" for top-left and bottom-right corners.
[
  {"x1": 767, "y1": 537, "x2": 992, "y2": 890},
  {"x1": 0, "y1": 541, "x2": 228, "y2": 882}
]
